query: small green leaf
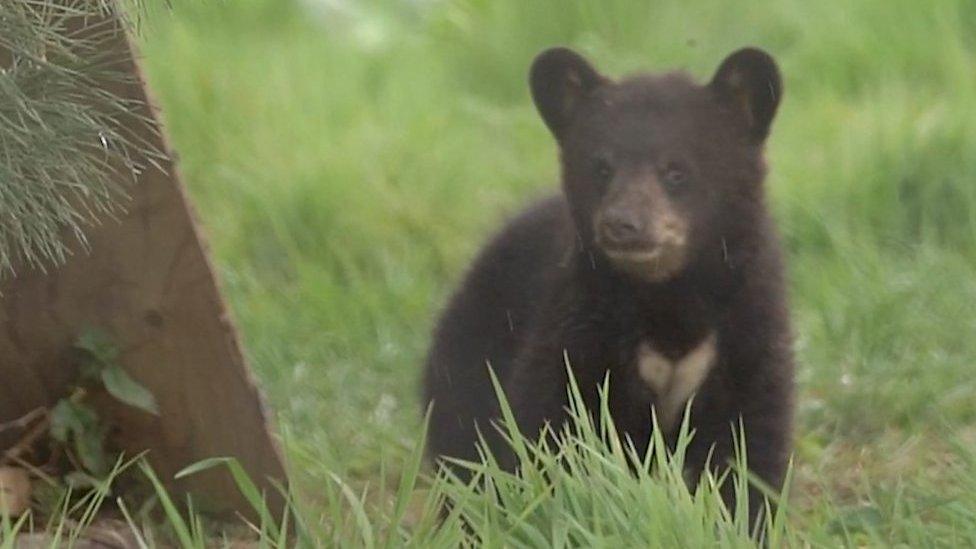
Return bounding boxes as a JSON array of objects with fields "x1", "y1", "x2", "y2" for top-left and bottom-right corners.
[
  {"x1": 75, "y1": 329, "x2": 119, "y2": 365},
  {"x1": 75, "y1": 330, "x2": 114, "y2": 381},
  {"x1": 50, "y1": 399, "x2": 109, "y2": 477},
  {"x1": 49, "y1": 400, "x2": 75, "y2": 443},
  {"x1": 101, "y1": 366, "x2": 160, "y2": 416},
  {"x1": 49, "y1": 399, "x2": 98, "y2": 444},
  {"x1": 74, "y1": 421, "x2": 109, "y2": 477}
]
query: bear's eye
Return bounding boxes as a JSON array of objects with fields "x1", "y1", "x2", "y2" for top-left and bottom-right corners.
[
  {"x1": 662, "y1": 163, "x2": 689, "y2": 191},
  {"x1": 593, "y1": 157, "x2": 614, "y2": 184}
]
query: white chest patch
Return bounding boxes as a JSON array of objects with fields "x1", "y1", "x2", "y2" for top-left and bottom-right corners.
[{"x1": 636, "y1": 332, "x2": 717, "y2": 433}]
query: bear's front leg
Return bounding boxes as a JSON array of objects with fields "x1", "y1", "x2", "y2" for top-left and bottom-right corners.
[
  {"x1": 497, "y1": 352, "x2": 570, "y2": 471},
  {"x1": 496, "y1": 318, "x2": 608, "y2": 473},
  {"x1": 685, "y1": 395, "x2": 792, "y2": 529}
]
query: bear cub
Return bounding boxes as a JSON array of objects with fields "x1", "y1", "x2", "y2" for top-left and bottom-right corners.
[{"x1": 422, "y1": 47, "x2": 795, "y2": 514}]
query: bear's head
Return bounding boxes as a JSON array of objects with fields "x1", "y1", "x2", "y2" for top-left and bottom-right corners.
[{"x1": 530, "y1": 47, "x2": 782, "y2": 283}]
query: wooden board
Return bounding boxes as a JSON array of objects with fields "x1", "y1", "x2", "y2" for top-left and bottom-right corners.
[{"x1": 0, "y1": 3, "x2": 287, "y2": 517}]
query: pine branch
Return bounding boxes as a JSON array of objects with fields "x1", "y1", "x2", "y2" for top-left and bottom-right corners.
[{"x1": 0, "y1": 0, "x2": 164, "y2": 279}]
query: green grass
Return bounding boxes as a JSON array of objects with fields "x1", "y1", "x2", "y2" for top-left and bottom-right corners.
[
  {"x1": 109, "y1": 0, "x2": 976, "y2": 545},
  {"x1": 1, "y1": 381, "x2": 797, "y2": 547}
]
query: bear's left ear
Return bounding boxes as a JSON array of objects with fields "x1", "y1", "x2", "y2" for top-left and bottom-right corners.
[
  {"x1": 709, "y1": 48, "x2": 782, "y2": 143},
  {"x1": 530, "y1": 47, "x2": 607, "y2": 141}
]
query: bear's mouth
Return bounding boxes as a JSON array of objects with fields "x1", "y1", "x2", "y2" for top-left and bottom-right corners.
[
  {"x1": 601, "y1": 245, "x2": 687, "y2": 282},
  {"x1": 602, "y1": 247, "x2": 663, "y2": 263}
]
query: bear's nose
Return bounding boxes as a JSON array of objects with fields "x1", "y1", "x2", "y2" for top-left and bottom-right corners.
[{"x1": 600, "y1": 209, "x2": 645, "y2": 246}]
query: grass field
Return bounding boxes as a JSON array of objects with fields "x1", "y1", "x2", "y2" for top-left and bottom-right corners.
[{"x1": 130, "y1": 0, "x2": 976, "y2": 545}]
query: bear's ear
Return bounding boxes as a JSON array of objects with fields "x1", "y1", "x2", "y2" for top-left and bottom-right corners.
[
  {"x1": 530, "y1": 47, "x2": 607, "y2": 140},
  {"x1": 709, "y1": 47, "x2": 782, "y2": 142}
]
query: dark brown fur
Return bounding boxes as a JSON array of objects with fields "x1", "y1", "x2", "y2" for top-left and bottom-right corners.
[{"x1": 422, "y1": 47, "x2": 794, "y2": 521}]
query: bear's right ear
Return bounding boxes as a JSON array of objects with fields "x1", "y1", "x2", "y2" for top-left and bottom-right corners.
[{"x1": 530, "y1": 47, "x2": 607, "y2": 141}]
